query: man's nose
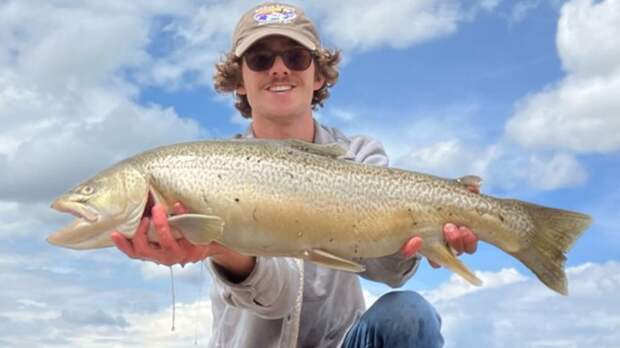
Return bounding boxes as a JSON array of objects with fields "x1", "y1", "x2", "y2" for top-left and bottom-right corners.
[{"x1": 269, "y1": 55, "x2": 290, "y2": 76}]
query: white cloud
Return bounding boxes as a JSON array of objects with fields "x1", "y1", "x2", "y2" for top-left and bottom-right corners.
[
  {"x1": 557, "y1": 0, "x2": 620, "y2": 77},
  {"x1": 0, "y1": 251, "x2": 213, "y2": 347},
  {"x1": 422, "y1": 268, "x2": 527, "y2": 303},
  {"x1": 360, "y1": 262, "x2": 620, "y2": 347},
  {"x1": 135, "y1": 0, "x2": 254, "y2": 89},
  {"x1": 397, "y1": 139, "x2": 489, "y2": 178},
  {"x1": 362, "y1": 289, "x2": 379, "y2": 308},
  {"x1": 434, "y1": 262, "x2": 620, "y2": 347},
  {"x1": 509, "y1": 0, "x2": 542, "y2": 24},
  {"x1": 323, "y1": 104, "x2": 588, "y2": 191},
  {"x1": 0, "y1": 2, "x2": 205, "y2": 206},
  {"x1": 525, "y1": 152, "x2": 588, "y2": 189},
  {"x1": 305, "y1": 0, "x2": 502, "y2": 52},
  {"x1": 506, "y1": 0, "x2": 620, "y2": 154},
  {"x1": 4, "y1": 251, "x2": 618, "y2": 347},
  {"x1": 313, "y1": 0, "x2": 462, "y2": 51},
  {"x1": 141, "y1": 261, "x2": 213, "y2": 287}
]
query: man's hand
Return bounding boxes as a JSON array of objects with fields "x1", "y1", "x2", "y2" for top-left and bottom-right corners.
[
  {"x1": 400, "y1": 184, "x2": 480, "y2": 267},
  {"x1": 111, "y1": 203, "x2": 255, "y2": 281},
  {"x1": 111, "y1": 203, "x2": 211, "y2": 266},
  {"x1": 400, "y1": 224, "x2": 478, "y2": 267}
]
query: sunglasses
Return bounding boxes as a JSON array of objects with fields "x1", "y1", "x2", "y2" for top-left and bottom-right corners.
[{"x1": 244, "y1": 47, "x2": 314, "y2": 72}]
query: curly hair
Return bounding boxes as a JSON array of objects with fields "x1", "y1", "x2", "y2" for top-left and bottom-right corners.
[{"x1": 213, "y1": 48, "x2": 341, "y2": 118}]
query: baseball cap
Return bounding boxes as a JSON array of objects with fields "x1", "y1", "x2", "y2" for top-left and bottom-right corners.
[{"x1": 232, "y1": 2, "x2": 321, "y2": 57}]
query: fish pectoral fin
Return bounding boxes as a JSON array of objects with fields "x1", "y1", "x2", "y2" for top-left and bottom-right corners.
[
  {"x1": 419, "y1": 240, "x2": 482, "y2": 286},
  {"x1": 280, "y1": 139, "x2": 348, "y2": 159},
  {"x1": 167, "y1": 214, "x2": 225, "y2": 245},
  {"x1": 302, "y1": 249, "x2": 366, "y2": 273},
  {"x1": 148, "y1": 181, "x2": 171, "y2": 212}
]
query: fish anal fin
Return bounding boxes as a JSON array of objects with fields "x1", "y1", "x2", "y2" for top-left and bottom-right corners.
[
  {"x1": 303, "y1": 249, "x2": 365, "y2": 273},
  {"x1": 419, "y1": 240, "x2": 482, "y2": 286}
]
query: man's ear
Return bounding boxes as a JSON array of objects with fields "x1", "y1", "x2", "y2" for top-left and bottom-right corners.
[
  {"x1": 236, "y1": 83, "x2": 246, "y2": 95},
  {"x1": 314, "y1": 74, "x2": 325, "y2": 91}
]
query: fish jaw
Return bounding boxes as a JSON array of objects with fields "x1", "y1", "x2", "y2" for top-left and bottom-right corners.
[
  {"x1": 51, "y1": 198, "x2": 99, "y2": 223},
  {"x1": 47, "y1": 192, "x2": 146, "y2": 250},
  {"x1": 47, "y1": 218, "x2": 110, "y2": 249},
  {"x1": 47, "y1": 196, "x2": 116, "y2": 249}
]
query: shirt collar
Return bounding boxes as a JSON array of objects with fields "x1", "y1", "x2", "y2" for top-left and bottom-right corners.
[{"x1": 242, "y1": 118, "x2": 331, "y2": 145}]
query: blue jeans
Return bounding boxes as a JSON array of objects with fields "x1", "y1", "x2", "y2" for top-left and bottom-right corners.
[{"x1": 342, "y1": 291, "x2": 444, "y2": 348}]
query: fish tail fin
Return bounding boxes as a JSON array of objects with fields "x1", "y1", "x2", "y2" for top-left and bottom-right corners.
[{"x1": 509, "y1": 200, "x2": 592, "y2": 295}]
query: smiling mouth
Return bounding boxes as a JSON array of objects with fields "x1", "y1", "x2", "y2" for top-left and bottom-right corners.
[{"x1": 267, "y1": 85, "x2": 295, "y2": 93}]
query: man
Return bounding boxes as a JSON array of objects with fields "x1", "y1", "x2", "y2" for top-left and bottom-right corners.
[{"x1": 111, "y1": 3, "x2": 478, "y2": 347}]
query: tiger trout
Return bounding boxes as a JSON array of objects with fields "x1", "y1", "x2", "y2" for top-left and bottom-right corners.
[{"x1": 47, "y1": 139, "x2": 592, "y2": 295}]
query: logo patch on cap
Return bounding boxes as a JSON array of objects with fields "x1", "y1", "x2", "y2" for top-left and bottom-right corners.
[{"x1": 254, "y1": 5, "x2": 297, "y2": 25}]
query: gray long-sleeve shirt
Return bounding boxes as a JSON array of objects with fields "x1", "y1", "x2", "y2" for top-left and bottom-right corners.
[{"x1": 207, "y1": 120, "x2": 420, "y2": 348}]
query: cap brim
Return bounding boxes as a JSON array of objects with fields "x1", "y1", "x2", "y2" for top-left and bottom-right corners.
[{"x1": 234, "y1": 28, "x2": 317, "y2": 56}]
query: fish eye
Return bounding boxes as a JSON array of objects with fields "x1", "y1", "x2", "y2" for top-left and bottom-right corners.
[{"x1": 81, "y1": 185, "x2": 95, "y2": 195}]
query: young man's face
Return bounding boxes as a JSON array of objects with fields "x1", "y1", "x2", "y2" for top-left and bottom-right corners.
[{"x1": 236, "y1": 35, "x2": 324, "y2": 121}]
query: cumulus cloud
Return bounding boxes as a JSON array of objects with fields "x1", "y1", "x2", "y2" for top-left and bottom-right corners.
[
  {"x1": 141, "y1": 261, "x2": 213, "y2": 288},
  {"x1": 313, "y1": 0, "x2": 462, "y2": 51},
  {"x1": 0, "y1": 1, "x2": 205, "y2": 206},
  {"x1": 310, "y1": 0, "x2": 495, "y2": 52},
  {"x1": 437, "y1": 262, "x2": 620, "y2": 347},
  {"x1": 422, "y1": 268, "x2": 527, "y2": 303},
  {"x1": 506, "y1": 0, "x2": 620, "y2": 153},
  {"x1": 0, "y1": 250, "x2": 213, "y2": 347},
  {"x1": 135, "y1": 0, "x2": 254, "y2": 89},
  {"x1": 362, "y1": 262, "x2": 616, "y2": 347}
]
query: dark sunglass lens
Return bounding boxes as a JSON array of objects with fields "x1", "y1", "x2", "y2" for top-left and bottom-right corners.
[
  {"x1": 283, "y1": 48, "x2": 312, "y2": 70},
  {"x1": 246, "y1": 51, "x2": 275, "y2": 71}
]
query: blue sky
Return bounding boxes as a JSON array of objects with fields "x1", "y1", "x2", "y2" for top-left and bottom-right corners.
[{"x1": 1, "y1": 0, "x2": 619, "y2": 346}]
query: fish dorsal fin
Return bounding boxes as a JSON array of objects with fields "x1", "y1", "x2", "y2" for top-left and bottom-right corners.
[
  {"x1": 455, "y1": 175, "x2": 483, "y2": 192},
  {"x1": 279, "y1": 139, "x2": 348, "y2": 159},
  {"x1": 301, "y1": 249, "x2": 366, "y2": 272}
]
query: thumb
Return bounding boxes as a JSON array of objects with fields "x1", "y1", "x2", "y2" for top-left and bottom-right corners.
[{"x1": 401, "y1": 237, "x2": 423, "y2": 259}]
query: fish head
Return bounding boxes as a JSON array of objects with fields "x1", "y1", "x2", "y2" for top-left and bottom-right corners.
[{"x1": 47, "y1": 164, "x2": 149, "y2": 249}]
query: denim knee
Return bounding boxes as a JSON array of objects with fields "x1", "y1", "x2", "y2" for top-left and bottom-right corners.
[{"x1": 342, "y1": 291, "x2": 443, "y2": 348}]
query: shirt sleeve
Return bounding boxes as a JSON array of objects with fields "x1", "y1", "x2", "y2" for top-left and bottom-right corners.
[
  {"x1": 345, "y1": 135, "x2": 421, "y2": 288},
  {"x1": 207, "y1": 256, "x2": 302, "y2": 319}
]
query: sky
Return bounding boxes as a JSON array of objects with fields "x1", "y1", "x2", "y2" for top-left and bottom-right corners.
[{"x1": 0, "y1": 0, "x2": 618, "y2": 346}]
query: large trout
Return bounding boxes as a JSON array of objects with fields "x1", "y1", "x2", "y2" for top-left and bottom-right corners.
[{"x1": 47, "y1": 139, "x2": 592, "y2": 295}]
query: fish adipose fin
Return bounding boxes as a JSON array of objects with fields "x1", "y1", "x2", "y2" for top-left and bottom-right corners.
[
  {"x1": 454, "y1": 175, "x2": 483, "y2": 191},
  {"x1": 167, "y1": 214, "x2": 225, "y2": 245},
  {"x1": 507, "y1": 200, "x2": 592, "y2": 295},
  {"x1": 419, "y1": 240, "x2": 482, "y2": 286},
  {"x1": 303, "y1": 249, "x2": 366, "y2": 272}
]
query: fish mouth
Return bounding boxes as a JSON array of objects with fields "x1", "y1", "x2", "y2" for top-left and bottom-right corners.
[
  {"x1": 47, "y1": 199, "x2": 111, "y2": 249},
  {"x1": 51, "y1": 199, "x2": 100, "y2": 223},
  {"x1": 47, "y1": 192, "x2": 152, "y2": 249}
]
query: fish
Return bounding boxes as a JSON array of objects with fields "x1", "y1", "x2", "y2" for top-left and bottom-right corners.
[{"x1": 47, "y1": 139, "x2": 592, "y2": 295}]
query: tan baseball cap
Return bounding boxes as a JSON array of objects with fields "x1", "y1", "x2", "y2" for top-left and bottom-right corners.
[{"x1": 232, "y1": 2, "x2": 321, "y2": 57}]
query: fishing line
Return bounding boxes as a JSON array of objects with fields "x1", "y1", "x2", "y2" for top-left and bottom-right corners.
[
  {"x1": 194, "y1": 260, "x2": 206, "y2": 345},
  {"x1": 170, "y1": 265, "x2": 176, "y2": 331}
]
